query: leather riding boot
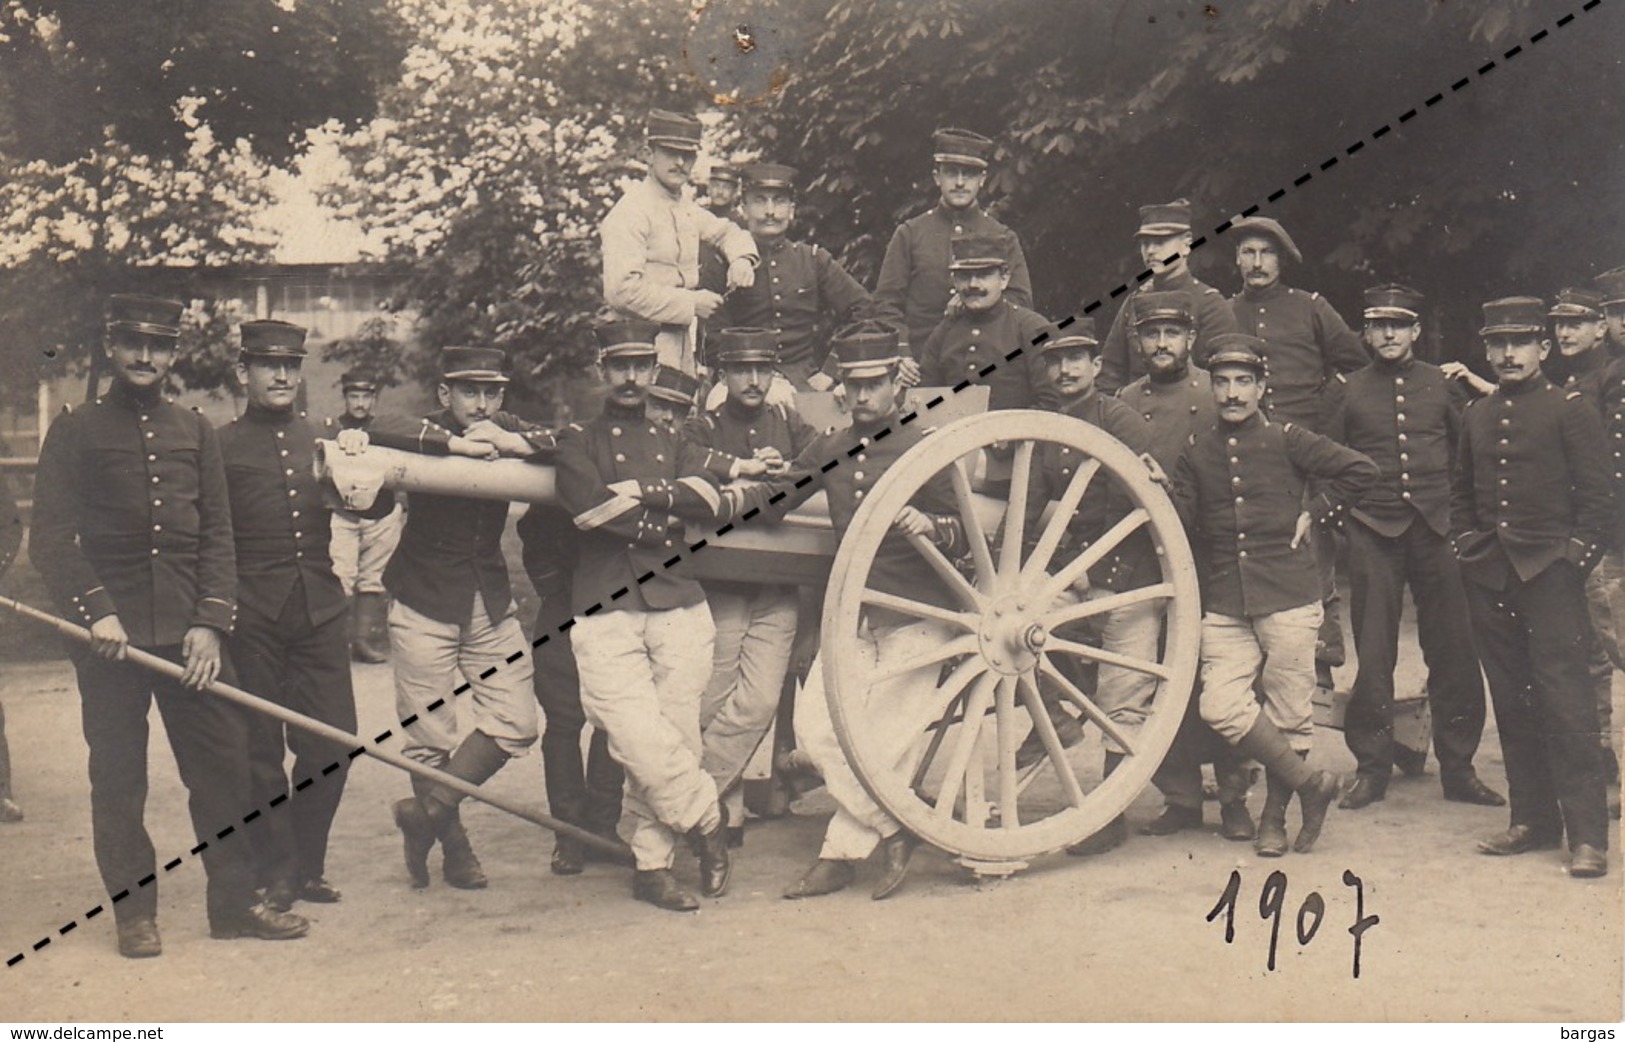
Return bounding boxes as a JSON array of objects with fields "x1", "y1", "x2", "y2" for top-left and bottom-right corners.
[
  {"x1": 685, "y1": 811, "x2": 732, "y2": 898},
  {"x1": 428, "y1": 731, "x2": 510, "y2": 888},
  {"x1": 352, "y1": 591, "x2": 390, "y2": 664},
  {"x1": 393, "y1": 776, "x2": 440, "y2": 888},
  {"x1": 1254, "y1": 769, "x2": 1292, "y2": 858}
]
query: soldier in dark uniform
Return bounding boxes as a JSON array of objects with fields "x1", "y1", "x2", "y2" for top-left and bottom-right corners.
[
  {"x1": 356, "y1": 347, "x2": 552, "y2": 891},
  {"x1": 219, "y1": 320, "x2": 366, "y2": 911},
  {"x1": 1225, "y1": 217, "x2": 1367, "y2": 692},
  {"x1": 686, "y1": 328, "x2": 820, "y2": 846},
  {"x1": 555, "y1": 319, "x2": 769, "y2": 912},
  {"x1": 31, "y1": 294, "x2": 309, "y2": 957},
  {"x1": 1116, "y1": 294, "x2": 1256, "y2": 841},
  {"x1": 874, "y1": 127, "x2": 1032, "y2": 360},
  {"x1": 774, "y1": 320, "x2": 968, "y2": 901},
  {"x1": 917, "y1": 232, "x2": 1053, "y2": 412},
  {"x1": 1324, "y1": 285, "x2": 1500, "y2": 810},
  {"x1": 646, "y1": 364, "x2": 702, "y2": 433},
  {"x1": 1591, "y1": 265, "x2": 1625, "y2": 814},
  {"x1": 715, "y1": 163, "x2": 874, "y2": 391},
  {"x1": 1451, "y1": 297, "x2": 1612, "y2": 878},
  {"x1": 0, "y1": 449, "x2": 24, "y2": 823},
  {"x1": 1170, "y1": 334, "x2": 1377, "y2": 858},
  {"x1": 1098, "y1": 199, "x2": 1240, "y2": 394},
  {"x1": 1018, "y1": 317, "x2": 1160, "y2": 857},
  {"x1": 1598, "y1": 266, "x2": 1625, "y2": 357},
  {"x1": 326, "y1": 369, "x2": 402, "y2": 664}
]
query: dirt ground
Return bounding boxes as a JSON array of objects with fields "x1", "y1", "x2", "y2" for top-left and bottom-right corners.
[{"x1": 1, "y1": 613, "x2": 1621, "y2": 1024}]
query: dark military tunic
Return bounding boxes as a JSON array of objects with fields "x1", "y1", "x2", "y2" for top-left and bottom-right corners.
[
  {"x1": 686, "y1": 397, "x2": 820, "y2": 481},
  {"x1": 918, "y1": 299, "x2": 1054, "y2": 411},
  {"x1": 1228, "y1": 282, "x2": 1367, "y2": 432},
  {"x1": 1601, "y1": 357, "x2": 1625, "y2": 548},
  {"x1": 1118, "y1": 366, "x2": 1217, "y2": 470},
  {"x1": 874, "y1": 206, "x2": 1033, "y2": 350},
  {"x1": 30, "y1": 380, "x2": 256, "y2": 926},
  {"x1": 1099, "y1": 270, "x2": 1240, "y2": 394},
  {"x1": 555, "y1": 401, "x2": 753, "y2": 616},
  {"x1": 715, "y1": 237, "x2": 873, "y2": 375},
  {"x1": 1172, "y1": 413, "x2": 1377, "y2": 617},
  {"x1": 1026, "y1": 390, "x2": 1155, "y2": 591}
]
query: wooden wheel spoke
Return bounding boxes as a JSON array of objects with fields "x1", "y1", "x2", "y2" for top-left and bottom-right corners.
[
  {"x1": 1021, "y1": 457, "x2": 1101, "y2": 583},
  {"x1": 997, "y1": 440, "x2": 1036, "y2": 579},
  {"x1": 1043, "y1": 583, "x2": 1174, "y2": 629},
  {"x1": 861, "y1": 589, "x2": 978, "y2": 631},
  {"x1": 1036, "y1": 508, "x2": 1150, "y2": 606},
  {"x1": 1016, "y1": 672, "x2": 1087, "y2": 807},
  {"x1": 1038, "y1": 653, "x2": 1138, "y2": 757},
  {"x1": 904, "y1": 655, "x2": 989, "y2": 787},
  {"x1": 994, "y1": 676, "x2": 1020, "y2": 829},
  {"x1": 864, "y1": 633, "x2": 981, "y2": 691},
  {"x1": 950, "y1": 457, "x2": 999, "y2": 591},
  {"x1": 1047, "y1": 636, "x2": 1172, "y2": 681},
  {"x1": 929, "y1": 673, "x2": 998, "y2": 822},
  {"x1": 903, "y1": 531, "x2": 983, "y2": 611}
]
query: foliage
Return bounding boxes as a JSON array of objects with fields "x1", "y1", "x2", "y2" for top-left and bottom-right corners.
[{"x1": 321, "y1": 315, "x2": 415, "y2": 390}]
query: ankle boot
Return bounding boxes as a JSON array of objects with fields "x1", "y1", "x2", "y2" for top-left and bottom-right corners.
[
  {"x1": 439, "y1": 809, "x2": 488, "y2": 890},
  {"x1": 1233, "y1": 716, "x2": 1311, "y2": 858},
  {"x1": 1254, "y1": 769, "x2": 1292, "y2": 857},
  {"x1": 1291, "y1": 750, "x2": 1340, "y2": 854}
]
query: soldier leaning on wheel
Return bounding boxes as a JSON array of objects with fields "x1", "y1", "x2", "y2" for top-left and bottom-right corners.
[
  {"x1": 31, "y1": 294, "x2": 307, "y2": 958},
  {"x1": 1452, "y1": 297, "x2": 1612, "y2": 879},
  {"x1": 769, "y1": 319, "x2": 968, "y2": 902},
  {"x1": 340, "y1": 346, "x2": 553, "y2": 892},
  {"x1": 1170, "y1": 333, "x2": 1378, "y2": 859},
  {"x1": 1017, "y1": 314, "x2": 1160, "y2": 858}
]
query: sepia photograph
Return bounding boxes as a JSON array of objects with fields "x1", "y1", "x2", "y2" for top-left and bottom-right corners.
[{"x1": 0, "y1": 0, "x2": 1621, "y2": 1027}]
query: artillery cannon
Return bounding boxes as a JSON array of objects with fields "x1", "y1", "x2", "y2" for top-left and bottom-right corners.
[{"x1": 316, "y1": 396, "x2": 1203, "y2": 872}]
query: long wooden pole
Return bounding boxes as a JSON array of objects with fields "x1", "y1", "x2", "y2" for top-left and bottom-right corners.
[{"x1": 0, "y1": 595, "x2": 631, "y2": 863}]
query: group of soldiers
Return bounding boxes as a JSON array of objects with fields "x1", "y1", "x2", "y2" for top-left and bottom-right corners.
[{"x1": 3, "y1": 108, "x2": 1620, "y2": 959}]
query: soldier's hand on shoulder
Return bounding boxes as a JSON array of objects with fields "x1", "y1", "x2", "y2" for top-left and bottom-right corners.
[
  {"x1": 89, "y1": 615, "x2": 130, "y2": 661},
  {"x1": 180, "y1": 625, "x2": 223, "y2": 690},
  {"x1": 334, "y1": 428, "x2": 370, "y2": 454},
  {"x1": 897, "y1": 357, "x2": 922, "y2": 389}
]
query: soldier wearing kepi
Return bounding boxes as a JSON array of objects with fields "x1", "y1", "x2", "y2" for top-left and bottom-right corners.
[
  {"x1": 1117, "y1": 293, "x2": 1256, "y2": 841},
  {"x1": 360, "y1": 347, "x2": 549, "y2": 891},
  {"x1": 325, "y1": 369, "x2": 402, "y2": 664},
  {"x1": 600, "y1": 109, "x2": 759, "y2": 374},
  {"x1": 1019, "y1": 316, "x2": 1160, "y2": 856},
  {"x1": 1323, "y1": 285, "x2": 1500, "y2": 810},
  {"x1": 775, "y1": 320, "x2": 968, "y2": 901},
  {"x1": 646, "y1": 364, "x2": 702, "y2": 433},
  {"x1": 1226, "y1": 216, "x2": 1367, "y2": 693},
  {"x1": 875, "y1": 127, "x2": 1033, "y2": 357},
  {"x1": 31, "y1": 294, "x2": 308, "y2": 957},
  {"x1": 1170, "y1": 334, "x2": 1377, "y2": 858},
  {"x1": 1452, "y1": 297, "x2": 1612, "y2": 878},
  {"x1": 715, "y1": 162, "x2": 874, "y2": 391},
  {"x1": 1098, "y1": 199, "x2": 1240, "y2": 394},
  {"x1": 917, "y1": 231, "x2": 1054, "y2": 412},
  {"x1": 686, "y1": 328, "x2": 820, "y2": 845},
  {"x1": 556, "y1": 318, "x2": 767, "y2": 912},
  {"x1": 219, "y1": 320, "x2": 364, "y2": 911}
]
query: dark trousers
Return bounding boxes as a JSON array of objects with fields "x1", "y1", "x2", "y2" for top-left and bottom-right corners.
[
  {"x1": 74, "y1": 646, "x2": 258, "y2": 925},
  {"x1": 1314, "y1": 520, "x2": 1346, "y2": 667},
  {"x1": 1464, "y1": 560, "x2": 1608, "y2": 851},
  {"x1": 1345, "y1": 521, "x2": 1486, "y2": 783},
  {"x1": 0, "y1": 697, "x2": 12, "y2": 800},
  {"x1": 533, "y1": 593, "x2": 623, "y2": 835},
  {"x1": 1152, "y1": 681, "x2": 1252, "y2": 809},
  {"x1": 231, "y1": 590, "x2": 357, "y2": 888}
]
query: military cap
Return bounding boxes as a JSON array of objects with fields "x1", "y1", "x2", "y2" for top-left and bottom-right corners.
[
  {"x1": 1594, "y1": 266, "x2": 1625, "y2": 307},
  {"x1": 1206, "y1": 332, "x2": 1270, "y2": 375},
  {"x1": 949, "y1": 231, "x2": 1008, "y2": 271},
  {"x1": 647, "y1": 109, "x2": 702, "y2": 152},
  {"x1": 1231, "y1": 216, "x2": 1303, "y2": 264},
  {"x1": 742, "y1": 162, "x2": 797, "y2": 191},
  {"x1": 1131, "y1": 290, "x2": 1195, "y2": 327},
  {"x1": 712, "y1": 327, "x2": 779, "y2": 366},
  {"x1": 1037, "y1": 316, "x2": 1101, "y2": 355},
  {"x1": 831, "y1": 320, "x2": 902, "y2": 379},
  {"x1": 1363, "y1": 283, "x2": 1425, "y2": 322},
  {"x1": 1135, "y1": 199, "x2": 1192, "y2": 238},
  {"x1": 708, "y1": 162, "x2": 741, "y2": 185},
  {"x1": 1478, "y1": 297, "x2": 1547, "y2": 337},
  {"x1": 1550, "y1": 286, "x2": 1606, "y2": 319},
  {"x1": 932, "y1": 127, "x2": 994, "y2": 169},
  {"x1": 649, "y1": 365, "x2": 701, "y2": 408},
  {"x1": 239, "y1": 319, "x2": 308, "y2": 359},
  {"x1": 595, "y1": 318, "x2": 660, "y2": 360},
  {"x1": 340, "y1": 369, "x2": 380, "y2": 392},
  {"x1": 107, "y1": 293, "x2": 185, "y2": 338},
  {"x1": 439, "y1": 346, "x2": 510, "y2": 383}
]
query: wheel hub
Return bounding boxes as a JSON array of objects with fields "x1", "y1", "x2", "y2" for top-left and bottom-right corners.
[{"x1": 978, "y1": 595, "x2": 1047, "y2": 676}]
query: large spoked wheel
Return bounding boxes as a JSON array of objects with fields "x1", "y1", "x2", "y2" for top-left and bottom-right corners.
[{"x1": 821, "y1": 410, "x2": 1201, "y2": 864}]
